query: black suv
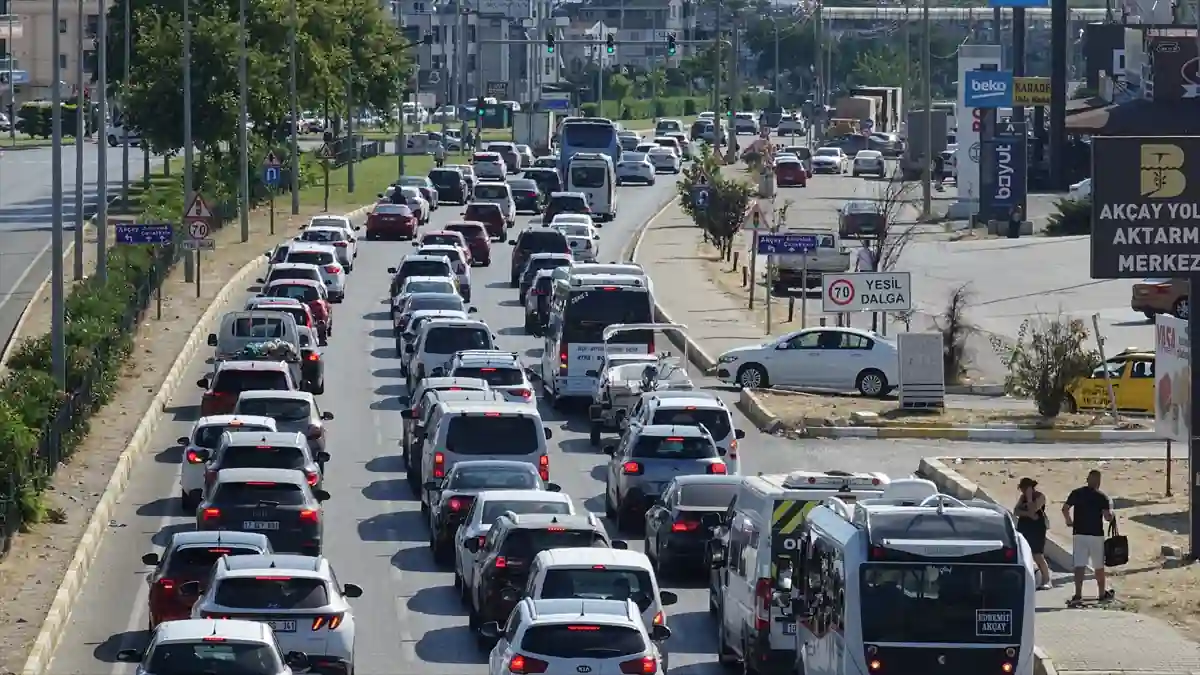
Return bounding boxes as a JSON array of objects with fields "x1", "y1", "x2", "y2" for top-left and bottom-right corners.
[
  {"x1": 465, "y1": 512, "x2": 626, "y2": 637},
  {"x1": 508, "y1": 228, "x2": 570, "y2": 287},
  {"x1": 428, "y1": 168, "x2": 468, "y2": 205},
  {"x1": 542, "y1": 191, "x2": 591, "y2": 225},
  {"x1": 522, "y1": 168, "x2": 562, "y2": 197}
]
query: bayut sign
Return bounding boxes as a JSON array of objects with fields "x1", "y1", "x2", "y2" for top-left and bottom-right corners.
[{"x1": 964, "y1": 69, "x2": 1013, "y2": 108}]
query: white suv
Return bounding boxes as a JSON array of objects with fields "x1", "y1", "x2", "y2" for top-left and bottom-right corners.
[
  {"x1": 447, "y1": 350, "x2": 535, "y2": 405},
  {"x1": 480, "y1": 598, "x2": 671, "y2": 675},
  {"x1": 187, "y1": 554, "x2": 362, "y2": 675},
  {"x1": 177, "y1": 414, "x2": 276, "y2": 511},
  {"x1": 416, "y1": 244, "x2": 473, "y2": 302},
  {"x1": 625, "y1": 391, "x2": 747, "y2": 474},
  {"x1": 407, "y1": 318, "x2": 496, "y2": 388},
  {"x1": 116, "y1": 618, "x2": 312, "y2": 674}
]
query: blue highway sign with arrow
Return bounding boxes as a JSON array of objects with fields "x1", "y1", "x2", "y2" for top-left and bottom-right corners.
[
  {"x1": 116, "y1": 223, "x2": 174, "y2": 245},
  {"x1": 757, "y1": 233, "x2": 817, "y2": 255},
  {"x1": 690, "y1": 185, "x2": 711, "y2": 208},
  {"x1": 262, "y1": 150, "x2": 282, "y2": 187}
]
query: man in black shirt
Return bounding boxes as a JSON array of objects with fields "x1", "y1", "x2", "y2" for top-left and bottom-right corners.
[{"x1": 1062, "y1": 469, "x2": 1115, "y2": 604}]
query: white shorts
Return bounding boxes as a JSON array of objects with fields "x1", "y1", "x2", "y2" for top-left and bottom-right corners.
[{"x1": 1072, "y1": 534, "x2": 1105, "y2": 569}]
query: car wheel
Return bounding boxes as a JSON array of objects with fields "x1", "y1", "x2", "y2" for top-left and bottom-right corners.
[
  {"x1": 312, "y1": 378, "x2": 325, "y2": 395},
  {"x1": 736, "y1": 364, "x2": 769, "y2": 390},
  {"x1": 604, "y1": 483, "x2": 617, "y2": 520},
  {"x1": 856, "y1": 369, "x2": 889, "y2": 398},
  {"x1": 1174, "y1": 296, "x2": 1190, "y2": 319},
  {"x1": 589, "y1": 423, "x2": 601, "y2": 447}
]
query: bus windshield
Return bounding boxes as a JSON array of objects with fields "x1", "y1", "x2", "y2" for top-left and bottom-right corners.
[
  {"x1": 860, "y1": 563, "x2": 1025, "y2": 644},
  {"x1": 562, "y1": 289, "x2": 652, "y2": 343}
]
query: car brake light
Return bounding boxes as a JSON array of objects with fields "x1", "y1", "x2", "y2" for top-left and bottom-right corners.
[
  {"x1": 672, "y1": 520, "x2": 699, "y2": 532},
  {"x1": 255, "y1": 576, "x2": 292, "y2": 581},
  {"x1": 620, "y1": 657, "x2": 657, "y2": 675},
  {"x1": 186, "y1": 450, "x2": 204, "y2": 464},
  {"x1": 202, "y1": 508, "x2": 220, "y2": 522},
  {"x1": 157, "y1": 578, "x2": 176, "y2": 590},
  {"x1": 333, "y1": 241, "x2": 348, "y2": 247},
  {"x1": 508, "y1": 654, "x2": 549, "y2": 675},
  {"x1": 300, "y1": 509, "x2": 319, "y2": 524},
  {"x1": 653, "y1": 611, "x2": 664, "y2": 625},
  {"x1": 622, "y1": 461, "x2": 643, "y2": 475},
  {"x1": 708, "y1": 463, "x2": 728, "y2": 474},
  {"x1": 513, "y1": 388, "x2": 533, "y2": 400},
  {"x1": 307, "y1": 352, "x2": 320, "y2": 361},
  {"x1": 477, "y1": 535, "x2": 486, "y2": 547},
  {"x1": 312, "y1": 614, "x2": 344, "y2": 630},
  {"x1": 448, "y1": 497, "x2": 465, "y2": 511},
  {"x1": 485, "y1": 412, "x2": 501, "y2": 417},
  {"x1": 324, "y1": 265, "x2": 341, "y2": 273},
  {"x1": 559, "y1": 351, "x2": 567, "y2": 371},
  {"x1": 546, "y1": 526, "x2": 565, "y2": 532},
  {"x1": 306, "y1": 471, "x2": 319, "y2": 486},
  {"x1": 666, "y1": 437, "x2": 684, "y2": 442},
  {"x1": 433, "y1": 451, "x2": 445, "y2": 478},
  {"x1": 202, "y1": 636, "x2": 226, "y2": 642},
  {"x1": 538, "y1": 454, "x2": 549, "y2": 481},
  {"x1": 495, "y1": 556, "x2": 507, "y2": 569},
  {"x1": 754, "y1": 578, "x2": 772, "y2": 630}
]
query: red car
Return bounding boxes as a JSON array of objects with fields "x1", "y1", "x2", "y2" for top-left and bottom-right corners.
[
  {"x1": 142, "y1": 531, "x2": 272, "y2": 628},
  {"x1": 367, "y1": 203, "x2": 419, "y2": 240},
  {"x1": 775, "y1": 159, "x2": 808, "y2": 187},
  {"x1": 260, "y1": 279, "x2": 334, "y2": 345},
  {"x1": 445, "y1": 220, "x2": 492, "y2": 266},
  {"x1": 464, "y1": 202, "x2": 506, "y2": 241}
]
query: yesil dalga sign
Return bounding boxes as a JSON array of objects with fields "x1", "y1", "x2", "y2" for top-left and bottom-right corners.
[{"x1": 1091, "y1": 136, "x2": 1200, "y2": 279}]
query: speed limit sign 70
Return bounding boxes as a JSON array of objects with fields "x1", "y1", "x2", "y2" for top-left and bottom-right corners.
[{"x1": 821, "y1": 272, "x2": 912, "y2": 313}]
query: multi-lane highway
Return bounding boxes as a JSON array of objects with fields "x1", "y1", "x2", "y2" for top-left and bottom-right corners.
[{"x1": 41, "y1": 162, "x2": 1141, "y2": 675}]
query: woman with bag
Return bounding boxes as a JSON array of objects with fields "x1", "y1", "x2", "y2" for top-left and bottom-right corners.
[{"x1": 1014, "y1": 477, "x2": 1053, "y2": 590}]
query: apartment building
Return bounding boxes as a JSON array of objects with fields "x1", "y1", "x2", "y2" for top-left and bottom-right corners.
[{"x1": 3, "y1": 0, "x2": 100, "y2": 103}]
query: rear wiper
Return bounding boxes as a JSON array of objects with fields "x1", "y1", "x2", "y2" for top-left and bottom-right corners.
[{"x1": 255, "y1": 500, "x2": 281, "y2": 507}]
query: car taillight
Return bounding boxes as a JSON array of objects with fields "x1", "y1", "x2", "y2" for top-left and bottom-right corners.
[
  {"x1": 324, "y1": 264, "x2": 341, "y2": 273},
  {"x1": 559, "y1": 350, "x2": 567, "y2": 371},
  {"x1": 495, "y1": 556, "x2": 507, "y2": 569},
  {"x1": 708, "y1": 462, "x2": 728, "y2": 474},
  {"x1": 333, "y1": 241, "x2": 348, "y2": 247},
  {"x1": 622, "y1": 461, "x2": 643, "y2": 475},
  {"x1": 157, "y1": 578, "x2": 176, "y2": 590},
  {"x1": 307, "y1": 352, "x2": 320, "y2": 361},
  {"x1": 754, "y1": 578, "x2": 772, "y2": 630},
  {"x1": 186, "y1": 449, "x2": 204, "y2": 464},
  {"x1": 306, "y1": 471, "x2": 319, "y2": 486},
  {"x1": 306, "y1": 424, "x2": 324, "y2": 439},
  {"x1": 532, "y1": 288, "x2": 546, "y2": 295},
  {"x1": 513, "y1": 388, "x2": 533, "y2": 400},
  {"x1": 619, "y1": 657, "x2": 657, "y2": 675},
  {"x1": 729, "y1": 438, "x2": 739, "y2": 459},
  {"x1": 671, "y1": 520, "x2": 700, "y2": 532},
  {"x1": 433, "y1": 451, "x2": 445, "y2": 478},
  {"x1": 653, "y1": 611, "x2": 664, "y2": 625},
  {"x1": 299, "y1": 509, "x2": 319, "y2": 524},
  {"x1": 448, "y1": 497, "x2": 465, "y2": 511},
  {"x1": 477, "y1": 535, "x2": 486, "y2": 548},
  {"x1": 312, "y1": 614, "x2": 344, "y2": 630},
  {"x1": 508, "y1": 654, "x2": 549, "y2": 675},
  {"x1": 1155, "y1": 283, "x2": 1173, "y2": 293},
  {"x1": 538, "y1": 455, "x2": 549, "y2": 481},
  {"x1": 202, "y1": 508, "x2": 221, "y2": 522},
  {"x1": 412, "y1": 405, "x2": 422, "y2": 418}
]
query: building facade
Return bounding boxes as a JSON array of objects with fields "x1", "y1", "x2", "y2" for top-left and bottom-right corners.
[{"x1": 3, "y1": 0, "x2": 95, "y2": 104}]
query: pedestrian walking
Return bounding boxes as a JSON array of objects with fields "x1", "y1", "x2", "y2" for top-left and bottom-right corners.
[
  {"x1": 855, "y1": 239, "x2": 876, "y2": 272},
  {"x1": 1007, "y1": 205, "x2": 1024, "y2": 239},
  {"x1": 932, "y1": 153, "x2": 945, "y2": 191},
  {"x1": 1014, "y1": 477, "x2": 1052, "y2": 589},
  {"x1": 1062, "y1": 469, "x2": 1116, "y2": 606}
]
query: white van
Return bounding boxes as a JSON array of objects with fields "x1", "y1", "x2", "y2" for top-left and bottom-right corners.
[
  {"x1": 473, "y1": 181, "x2": 516, "y2": 227},
  {"x1": 567, "y1": 152, "x2": 617, "y2": 222}
]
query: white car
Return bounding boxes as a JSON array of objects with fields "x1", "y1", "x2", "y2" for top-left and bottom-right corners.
[
  {"x1": 714, "y1": 326, "x2": 898, "y2": 397},
  {"x1": 566, "y1": 234, "x2": 598, "y2": 262},
  {"x1": 1069, "y1": 178, "x2": 1092, "y2": 201},
  {"x1": 188, "y1": 555, "x2": 362, "y2": 675},
  {"x1": 472, "y1": 152, "x2": 508, "y2": 180},
  {"x1": 116, "y1": 619, "x2": 312, "y2": 675},
  {"x1": 297, "y1": 226, "x2": 357, "y2": 271},
  {"x1": 453, "y1": 490, "x2": 576, "y2": 600},
  {"x1": 304, "y1": 215, "x2": 358, "y2": 241},
  {"x1": 481, "y1": 598, "x2": 670, "y2": 675},
  {"x1": 550, "y1": 214, "x2": 594, "y2": 229},
  {"x1": 398, "y1": 309, "x2": 470, "y2": 372},
  {"x1": 698, "y1": 111, "x2": 715, "y2": 120},
  {"x1": 617, "y1": 152, "x2": 656, "y2": 185},
  {"x1": 552, "y1": 220, "x2": 600, "y2": 243},
  {"x1": 811, "y1": 147, "x2": 850, "y2": 174},
  {"x1": 176, "y1": 415, "x2": 277, "y2": 511},
  {"x1": 446, "y1": 350, "x2": 536, "y2": 404},
  {"x1": 416, "y1": 244, "x2": 473, "y2": 302},
  {"x1": 851, "y1": 150, "x2": 886, "y2": 177},
  {"x1": 284, "y1": 242, "x2": 347, "y2": 302},
  {"x1": 777, "y1": 114, "x2": 806, "y2": 135},
  {"x1": 400, "y1": 186, "x2": 431, "y2": 225},
  {"x1": 515, "y1": 144, "x2": 536, "y2": 167},
  {"x1": 646, "y1": 146, "x2": 681, "y2": 173}
]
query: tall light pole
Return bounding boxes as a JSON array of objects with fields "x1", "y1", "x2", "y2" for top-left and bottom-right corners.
[
  {"x1": 96, "y1": 0, "x2": 108, "y2": 282},
  {"x1": 289, "y1": 0, "x2": 299, "y2": 215},
  {"x1": 121, "y1": 0, "x2": 130, "y2": 209},
  {"x1": 772, "y1": 6, "x2": 780, "y2": 102},
  {"x1": 6, "y1": 14, "x2": 14, "y2": 144},
  {"x1": 238, "y1": 0, "x2": 250, "y2": 242},
  {"x1": 50, "y1": 0, "x2": 66, "y2": 387},
  {"x1": 920, "y1": 0, "x2": 932, "y2": 218},
  {"x1": 183, "y1": 0, "x2": 195, "y2": 283},
  {"x1": 73, "y1": 0, "x2": 84, "y2": 280}
]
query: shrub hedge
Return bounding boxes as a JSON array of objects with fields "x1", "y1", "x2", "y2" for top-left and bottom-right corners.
[{"x1": 15, "y1": 101, "x2": 86, "y2": 139}]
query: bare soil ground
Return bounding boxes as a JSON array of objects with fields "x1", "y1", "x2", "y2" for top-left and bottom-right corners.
[
  {"x1": 755, "y1": 390, "x2": 1131, "y2": 429},
  {"x1": 0, "y1": 187, "x2": 358, "y2": 674},
  {"x1": 956, "y1": 458, "x2": 1200, "y2": 642}
]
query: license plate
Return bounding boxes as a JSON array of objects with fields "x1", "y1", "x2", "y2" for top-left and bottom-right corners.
[
  {"x1": 267, "y1": 620, "x2": 297, "y2": 632},
  {"x1": 782, "y1": 622, "x2": 797, "y2": 635},
  {"x1": 243, "y1": 521, "x2": 279, "y2": 530}
]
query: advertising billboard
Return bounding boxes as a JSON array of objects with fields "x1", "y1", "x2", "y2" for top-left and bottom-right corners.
[
  {"x1": 1145, "y1": 30, "x2": 1200, "y2": 102},
  {"x1": 1155, "y1": 313, "x2": 1190, "y2": 443},
  {"x1": 1084, "y1": 23, "x2": 1127, "y2": 90},
  {"x1": 1090, "y1": 136, "x2": 1200, "y2": 279},
  {"x1": 980, "y1": 122, "x2": 1028, "y2": 222},
  {"x1": 955, "y1": 45, "x2": 1003, "y2": 212}
]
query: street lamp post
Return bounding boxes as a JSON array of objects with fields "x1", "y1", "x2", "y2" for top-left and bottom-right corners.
[
  {"x1": 73, "y1": 0, "x2": 85, "y2": 281},
  {"x1": 50, "y1": 0, "x2": 66, "y2": 387},
  {"x1": 96, "y1": 0, "x2": 108, "y2": 281},
  {"x1": 289, "y1": 0, "x2": 299, "y2": 215},
  {"x1": 238, "y1": 0, "x2": 249, "y2": 242}
]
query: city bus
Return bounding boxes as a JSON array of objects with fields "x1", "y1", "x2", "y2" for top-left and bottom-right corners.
[{"x1": 558, "y1": 118, "x2": 620, "y2": 182}]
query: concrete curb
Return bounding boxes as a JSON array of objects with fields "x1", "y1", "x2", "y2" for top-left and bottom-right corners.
[
  {"x1": 945, "y1": 383, "x2": 1006, "y2": 396},
  {"x1": 736, "y1": 388, "x2": 785, "y2": 434},
  {"x1": 1032, "y1": 646, "x2": 1057, "y2": 675},
  {"x1": 19, "y1": 203, "x2": 372, "y2": 675}
]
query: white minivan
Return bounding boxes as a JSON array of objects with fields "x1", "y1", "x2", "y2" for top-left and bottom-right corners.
[
  {"x1": 566, "y1": 152, "x2": 617, "y2": 221},
  {"x1": 473, "y1": 182, "x2": 516, "y2": 227}
]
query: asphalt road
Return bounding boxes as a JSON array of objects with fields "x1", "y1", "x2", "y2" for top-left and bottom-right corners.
[
  {"x1": 0, "y1": 144, "x2": 151, "y2": 354},
  {"x1": 40, "y1": 157, "x2": 1158, "y2": 675}
]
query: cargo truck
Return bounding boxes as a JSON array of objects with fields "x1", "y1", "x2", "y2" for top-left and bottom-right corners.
[
  {"x1": 513, "y1": 111, "x2": 556, "y2": 155},
  {"x1": 899, "y1": 109, "x2": 948, "y2": 181},
  {"x1": 848, "y1": 86, "x2": 904, "y2": 134},
  {"x1": 832, "y1": 96, "x2": 878, "y2": 130}
]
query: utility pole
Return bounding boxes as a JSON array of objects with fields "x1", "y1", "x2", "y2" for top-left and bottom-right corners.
[
  {"x1": 183, "y1": 0, "x2": 195, "y2": 283},
  {"x1": 903, "y1": 0, "x2": 910, "y2": 116},
  {"x1": 713, "y1": 1, "x2": 721, "y2": 133},
  {"x1": 238, "y1": 0, "x2": 249, "y2": 242},
  {"x1": 346, "y1": 65, "x2": 355, "y2": 191},
  {"x1": 7, "y1": 14, "x2": 15, "y2": 144},
  {"x1": 123, "y1": 0, "x2": 130, "y2": 208},
  {"x1": 96, "y1": 0, "x2": 108, "y2": 282},
  {"x1": 772, "y1": 10, "x2": 780, "y2": 101},
  {"x1": 289, "y1": 0, "x2": 300, "y2": 215},
  {"x1": 920, "y1": 0, "x2": 932, "y2": 218},
  {"x1": 73, "y1": 0, "x2": 85, "y2": 280},
  {"x1": 51, "y1": 0, "x2": 66, "y2": 388}
]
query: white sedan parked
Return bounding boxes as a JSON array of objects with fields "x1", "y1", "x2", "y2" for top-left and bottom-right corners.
[{"x1": 713, "y1": 327, "x2": 898, "y2": 397}]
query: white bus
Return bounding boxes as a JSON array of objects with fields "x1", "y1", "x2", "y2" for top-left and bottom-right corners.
[
  {"x1": 541, "y1": 273, "x2": 653, "y2": 406},
  {"x1": 566, "y1": 152, "x2": 617, "y2": 222},
  {"x1": 792, "y1": 479, "x2": 1036, "y2": 675}
]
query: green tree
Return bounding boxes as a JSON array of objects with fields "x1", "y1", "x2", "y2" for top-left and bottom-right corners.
[
  {"x1": 605, "y1": 73, "x2": 633, "y2": 102},
  {"x1": 850, "y1": 47, "x2": 914, "y2": 89}
]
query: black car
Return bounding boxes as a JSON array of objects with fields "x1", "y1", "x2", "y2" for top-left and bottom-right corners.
[
  {"x1": 429, "y1": 168, "x2": 468, "y2": 205},
  {"x1": 197, "y1": 468, "x2": 329, "y2": 555},
  {"x1": 542, "y1": 191, "x2": 591, "y2": 226},
  {"x1": 507, "y1": 178, "x2": 544, "y2": 214},
  {"x1": 466, "y1": 512, "x2": 626, "y2": 638},
  {"x1": 508, "y1": 228, "x2": 570, "y2": 286},
  {"x1": 644, "y1": 475, "x2": 740, "y2": 576},
  {"x1": 522, "y1": 168, "x2": 562, "y2": 197},
  {"x1": 298, "y1": 328, "x2": 325, "y2": 394}
]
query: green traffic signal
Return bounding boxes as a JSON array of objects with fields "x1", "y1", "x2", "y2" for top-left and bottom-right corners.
[
  {"x1": 606, "y1": 45, "x2": 614, "y2": 54},
  {"x1": 547, "y1": 45, "x2": 555, "y2": 53}
]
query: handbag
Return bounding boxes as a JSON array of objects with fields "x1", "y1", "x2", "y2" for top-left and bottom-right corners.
[{"x1": 1104, "y1": 520, "x2": 1129, "y2": 567}]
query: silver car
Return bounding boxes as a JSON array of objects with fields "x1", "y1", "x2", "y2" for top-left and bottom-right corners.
[
  {"x1": 602, "y1": 424, "x2": 729, "y2": 531},
  {"x1": 297, "y1": 226, "x2": 357, "y2": 271},
  {"x1": 116, "y1": 619, "x2": 311, "y2": 674},
  {"x1": 231, "y1": 390, "x2": 334, "y2": 455},
  {"x1": 617, "y1": 152, "x2": 656, "y2": 185}
]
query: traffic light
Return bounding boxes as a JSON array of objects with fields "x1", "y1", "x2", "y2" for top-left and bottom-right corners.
[
  {"x1": 666, "y1": 33, "x2": 676, "y2": 56},
  {"x1": 722, "y1": 96, "x2": 732, "y2": 116},
  {"x1": 545, "y1": 30, "x2": 555, "y2": 53},
  {"x1": 605, "y1": 33, "x2": 615, "y2": 54},
  {"x1": 422, "y1": 33, "x2": 433, "y2": 45}
]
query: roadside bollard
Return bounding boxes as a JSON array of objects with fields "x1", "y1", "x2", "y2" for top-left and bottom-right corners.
[
  {"x1": 742, "y1": 266, "x2": 748, "y2": 288},
  {"x1": 732, "y1": 251, "x2": 740, "y2": 273},
  {"x1": 787, "y1": 297, "x2": 795, "y2": 322},
  {"x1": 819, "y1": 317, "x2": 827, "y2": 327}
]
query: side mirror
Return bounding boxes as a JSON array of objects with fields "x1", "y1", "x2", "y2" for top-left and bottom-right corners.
[
  {"x1": 465, "y1": 538, "x2": 481, "y2": 553},
  {"x1": 405, "y1": 345, "x2": 415, "y2": 354},
  {"x1": 285, "y1": 651, "x2": 310, "y2": 669},
  {"x1": 342, "y1": 583, "x2": 363, "y2": 598},
  {"x1": 263, "y1": 250, "x2": 273, "y2": 258},
  {"x1": 397, "y1": 395, "x2": 411, "y2": 407},
  {"x1": 316, "y1": 451, "x2": 331, "y2": 463},
  {"x1": 546, "y1": 482, "x2": 561, "y2": 492},
  {"x1": 313, "y1": 489, "x2": 331, "y2": 502},
  {"x1": 431, "y1": 367, "x2": 444, "y2": 377},
  {"x1": 659, "y1": 590, "x2": 678, "y2": 606},
  {"x1": 412, "y1": 240, "x2": 419, "y2": 246},
  {"x1": 377, "y1": 193, "x2": 384, "y2": 198},
  {"x1": 206, "y1": 334, "x2": 218, "y2": 347},
  {"x1": 179, "y1": 580, "x2": 202, "y2": 597},
  {"x1": 387, "y1": 267, "x2": 397, "y2": 274},
  {"x1": 196, "y1": 378, "x2": 209, "y2": 389},
  {"x1": 115, "y1": 649, "x2": 143, "y2": 663},
  {"x1": 500, "y1": 587, "x2": 521, "y2": 603},
  {"x1": 735, "y1": 429, "x2": 747, "y2": 440},
  {"x1": 544, "y1": 427, "x2": 553, "y2": 440},
  {"x1": 400, "y1": 409, "x2": 415, "y2": 419},
  {"x1": 603, "y1": 445, "x2": 615, "y2": 455},
  {"x1": 176, "y1": 436, "x2": 190, "y2": 447},
  {"x1": 255, "y1": 277, "x2": 265, "y2": 283},
  {"x1": 141, "y1": 552, "x2": 159, "y2": 566},
  {"x1": 479, "y1": 621, "x2": 501, "y2": 639},
  {"x1": 508, "y1": 240, "x2": 517, "y2": 245},
  {"x1": 594, "y1": 234, "x2": 601, "y2": 240},
  {"x1": 611, "y1": 540, "x2": 628, "y2": 550},
  {"x1": 650, "y1": 625, "x2": 672, "y2": 642},
  {"x1": 468, "y1": 306, "x2": 478, "y2": 313},
  {"x1": 585, "y1": 369, "x2": 599, "y2": 378},
  {"x1": 321, "y1": 411, "x2": 335, "y2": 421}
]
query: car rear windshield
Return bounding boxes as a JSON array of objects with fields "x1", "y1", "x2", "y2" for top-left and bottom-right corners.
[
  {"x1": 266, "y1": 284, "x2": 320, "y2": 303},
  {"x1": 551, "y1": 194, "x2": 589, "y2": 210},
  {"x1": 446, "y1": 415, "x2": 537, "y2": 454},
  {"x1": 447, "y1": 466, "x2": 538, "y2": 490},
  {"x1": 300, "y1": 230, "x2": 344, "y2": 243},
  {"x1": 501, "y1": 528, "x2": 607, "y2": 560},
  {"x1": 534, "y1": 276, "x2": 555, "y2": 292},
  {"x1": 255, "y1": 306, "x2": 307, "y2": 327},
  {"x1": 375, "y1": 204, "x2": 412, "y2": 215},
  {"x1": 481, "y1": 499, "x2": 569, "y2": 522},
  {"x1": 520, "y1": 624, "x2": 645, "y2": 659},
  {"x1": 286, "y1": 251, "x2": 334, "y2": 265},
  {"x1": 451, "y1": 367, "x2": 523, "y2": 386},
  {"x1": 423, "y1": 248, "x2": 463, "y2": 264},
  {"x1": 429, "y1": 170, "x2": 461, "y2": 186},
  {"x1": 525, "y1": 258, "x2": 570, "y2": 279},
  {"x1": 446, "y1": 223, "x2": 486, "y2": 238},
  {"x1": 165, "y1": 545, "x2": 264, "y2": 576},
  {"x1": 424, "y1": 327, "x2": 491, "y2": 354},
  {"x1": 407, "y1": 297, "x2": 464, "y2": 315},
  {"x1": 632, "y1": 435, "x2": 717, "y2": 460},
  {"x1": 405, "y1": 280, "x2": 456, "y2": 295},
  {"x1": 401, "y1": 261, "x2": 452, "y2": 278},
  {"x1": 148, "y1": 642, "x2": 280, "y2": 675},
  {"x1": 214, "y1": 577, "x2": 329, "y2": 609},
  {"x1": 421, "y1": 234, "x2": 461, "y2": 247},
  {"x1": 212, "y1": 481, "x2": 307, "y2": 506},
  {"x1": 268, "y1": 269, "x2": 318, "y2": 283},
  {"x1": 465, "y1": 204, "x2": 501, "y2": 219},
  {"x1": 650, "y1": 408, "x2": 732, "y2": 439},
  {"x1": 540, "y1": 568, "x2": 655, "y2": 610},
  {"x1": 518, "y1": 231, "x2": 569, "y2": 253},
  {"x1": 194, "y1": 424, "x2": 272, "y2": 449},
  {"x1": 476, "y1": 184, "x2": 510, "y2": 200},
  {"x1": 213, "y1": 371, "x2": 290, "y2": 394},
  {"x1": 219, "y1": 445, "x2": 307, "y2": 471},
  {"x1": 526, "y1": 171, "x2": 561, "y2": 193},
  {"x1": 509, "y1": 179, "x2": 538, "y2": 191},
  {"x1": 680, "y1": 483, "x2": 739, "y2": 508},
  {"x1": 235, "y1": 398, "x2": 310, "y2": 421},
  {"x1": 232, "y1": 317, "x2": 287, "y2": 338}
]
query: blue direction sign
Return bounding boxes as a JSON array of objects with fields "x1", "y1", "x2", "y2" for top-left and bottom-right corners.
[
  {"x1": 262, "y1": 150, "x2": 282, "y2": 187},
  {"x1": 115, "y1": 222, "x2": 173, "y2": 245},
  {"x1": 690, "y1": 185, "x2": 711, "y2": 209},
  {"x1": 757, "y1": 233, "x2": 817, "y2": 255}
]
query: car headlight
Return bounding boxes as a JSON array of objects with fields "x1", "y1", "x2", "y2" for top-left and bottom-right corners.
[{"x1": 718, "y1": 354, "x2": 739, "y2": 364}]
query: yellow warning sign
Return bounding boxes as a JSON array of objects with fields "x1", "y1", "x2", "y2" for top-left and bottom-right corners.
[{"x1": 1012, "y1": 77, "x2": 1051, "y2": 106}]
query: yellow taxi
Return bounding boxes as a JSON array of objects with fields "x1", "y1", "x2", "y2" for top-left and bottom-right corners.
[{"x1": 1064, "y1": 348, "x2": 1155, "y2": 414}]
